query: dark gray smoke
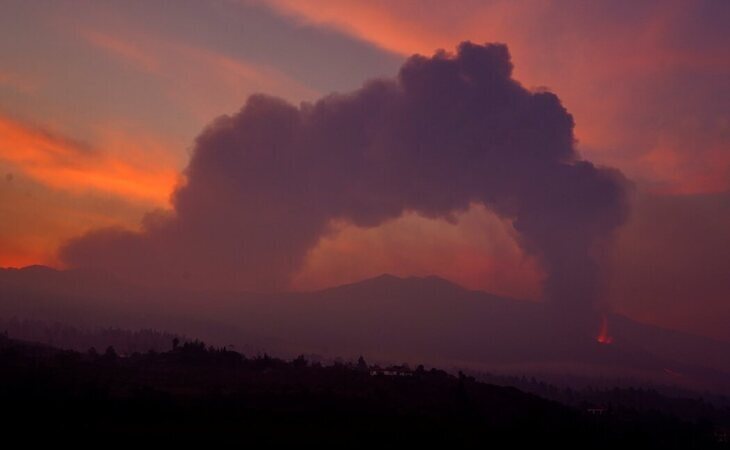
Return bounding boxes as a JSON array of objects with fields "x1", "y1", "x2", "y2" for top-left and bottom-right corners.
[{"x1": 61, "y1": 42, "x2": 629, "y2": 323}]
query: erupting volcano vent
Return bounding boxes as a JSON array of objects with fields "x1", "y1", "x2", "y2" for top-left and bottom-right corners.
[{"x1": 596, "y1": 315, "x2": 614, "y2": 345}]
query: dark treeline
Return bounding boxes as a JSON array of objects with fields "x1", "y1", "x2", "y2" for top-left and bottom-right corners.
[
  {"x1": 471, "y1": 371, "x2": 730, "y2": 425},
  {"x1": 0, "y1": 317, "x2": 186, "y2": 354},
  {"x1": 1, "y1": 333, "x2": 728, "y2": 447}
]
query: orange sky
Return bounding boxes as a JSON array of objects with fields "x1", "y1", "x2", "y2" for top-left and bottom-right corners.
[
  {"x1": 0, "y1": 115, "x2": 178, "y2": 204},
  {"x1": 0, "y1": 114, "x2": 179, "y2": 268},
  {"x1": 0, "y1": 0, "x2": 728, "y2": 339}
]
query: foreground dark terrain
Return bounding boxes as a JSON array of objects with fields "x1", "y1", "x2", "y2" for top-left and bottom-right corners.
[{"x1": 1, "y1": 333, "x2": 728, "y2": 447}]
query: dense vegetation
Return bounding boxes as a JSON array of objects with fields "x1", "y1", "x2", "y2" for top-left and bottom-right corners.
[
  {"x1": 472, "y1": 371, "x2": 730, "y2": 425},
  {"x1": 0, "y1": 318, "x2": 185, "y2": 354},
  {"x1": 1, "y1": 333, "x2": 727, "y2": 447}
]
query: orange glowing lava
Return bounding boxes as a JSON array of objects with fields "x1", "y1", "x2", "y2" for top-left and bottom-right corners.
[{"x1": 596, "y1": 316, "x2": 613, "y2": 345}]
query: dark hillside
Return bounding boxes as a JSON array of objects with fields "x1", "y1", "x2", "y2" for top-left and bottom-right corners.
[{"x1": 0, "y1": 333, "x2": 725, "y2": 447}]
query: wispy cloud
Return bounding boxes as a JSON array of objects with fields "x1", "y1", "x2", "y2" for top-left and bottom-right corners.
[
  {"x1": 78, "y1": 27, "x2": 318, "y2": 120},
  {"x1": 0, "y1": 115, "x2": 178, "y2": 205},
  {"x1": 79, "y1": 29, "x2": 161, "y2": 74}
]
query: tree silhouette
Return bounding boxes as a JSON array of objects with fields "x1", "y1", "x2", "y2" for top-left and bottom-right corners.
[{"x1": 104, "y1": 346, "x2": 117, "y2": 361}]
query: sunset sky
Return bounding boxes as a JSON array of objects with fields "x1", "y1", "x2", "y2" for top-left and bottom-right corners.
[{"x1": 1, "y1": 0, "x2": 728, "y2": 340}]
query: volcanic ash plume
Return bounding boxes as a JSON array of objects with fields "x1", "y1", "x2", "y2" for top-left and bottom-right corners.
[{"x1": 61, "y1": 42, "x2": 630, "y2": 323}]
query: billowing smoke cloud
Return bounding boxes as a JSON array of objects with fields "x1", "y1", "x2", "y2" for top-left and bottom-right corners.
[{"x1": 61, "y1": 42, "x2": 629, "y2": 320}]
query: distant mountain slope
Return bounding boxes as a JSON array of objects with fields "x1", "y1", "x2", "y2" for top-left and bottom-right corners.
[
  {"x1": 0, "y1": 317, "x2": 185, "y2": 354},
  {"x1": 1, "y1": 266, "x2": 729, "y2": 393}
]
